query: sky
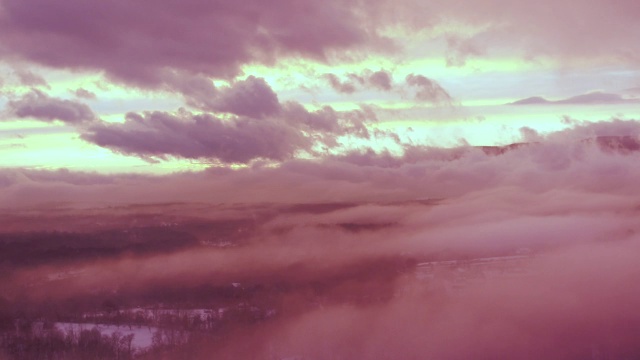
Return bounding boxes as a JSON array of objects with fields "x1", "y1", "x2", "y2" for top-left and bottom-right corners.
[{"x1": 0, "y1": 0, "x2": 639, "y2": 173}]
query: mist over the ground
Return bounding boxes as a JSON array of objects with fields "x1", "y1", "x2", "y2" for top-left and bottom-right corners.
[{"x1": 2, "y1": 121, "x2": 640, "y2": 359}]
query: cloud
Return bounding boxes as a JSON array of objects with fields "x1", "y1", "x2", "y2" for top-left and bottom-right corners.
[
  {"x1": 13, "y1": 69, "x2": 48, "y2": 88},
  {"x1": 445, "y1": 35, "x2": 484, "y2": 67},
  {"x1": 72, "y1": 88, "x2": 97, "y2": 100},
  {"x1": 4, "y1": 89, "x2": 96, "y2": 124},
  {"x1": 324, "y1": 69, "x2": 394, "y2": 94},
  {"x1": 212, "y1": 76, "x2": 281, "y2": 118},
  {"x1": 324, "y1": 73, "x2": 357, "y2": 94},
  {"x1": 367, "y1": 70, "x2": 393, "y2": 91},
  {"x1": 162, "y1": 75, "x2": 283, "y2": 118},
  {"x1": 363, "y1": 0, "x2": 640, "y2": 68},
  {"x1": 0, "y1": 0, "x2": 385, "y2": 89},
  {"x1": 546, "y1": 118, "x2": 640, "y2": 141},
  {"x1": 79, "y1": 100, "x2": 378, "y2": 163},
  {"x1": 164, "y1": 75, "x2": 282, "y2": 117},
  {"x1": 81, "y1": 110, "x2": 308, "y2": 164},
  {"x1": 71, "y1": 75, "x2": 382, "y2": 164},
  {"x1": 405, "y1": 74, "x2": 452, "y2": 104}
]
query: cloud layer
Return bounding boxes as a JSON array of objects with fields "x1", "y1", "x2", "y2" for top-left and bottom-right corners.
[{"x1": 2, "y1": 121, "x2": 640, "y2": 358}]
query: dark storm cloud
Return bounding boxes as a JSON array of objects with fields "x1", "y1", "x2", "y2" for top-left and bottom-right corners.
[{"x1": 5, "y1": 89, "x2": 96, "y2": 124}]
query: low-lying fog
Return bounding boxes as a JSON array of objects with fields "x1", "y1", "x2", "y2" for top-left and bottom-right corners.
[{"x1": 2, "y1": 121, "x2": 640, "y2": 359}]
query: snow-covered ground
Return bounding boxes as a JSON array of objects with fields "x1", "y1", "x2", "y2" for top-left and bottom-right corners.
[
  {"x1": 415, "y1": 254, "x2": 533, "y2": 294},
  {"x1": 55, "y1": 322, "x2": 157, "y2": 351}
]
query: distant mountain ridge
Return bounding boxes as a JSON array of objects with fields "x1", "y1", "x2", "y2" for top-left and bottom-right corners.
[
  {"x1": 477, "y1": 135, "x2": 640, "y2": 155},
  {"x1": 509, "y1": 92, "x2": 638, "y2": 105},
  {"x1": 624, "y1": 86, "x2": 640, "y2": 94}
]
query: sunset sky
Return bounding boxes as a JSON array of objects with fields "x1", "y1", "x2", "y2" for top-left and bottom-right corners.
[{"x1": 1, "y1": 0, "x2": 639, "y2": 173}]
